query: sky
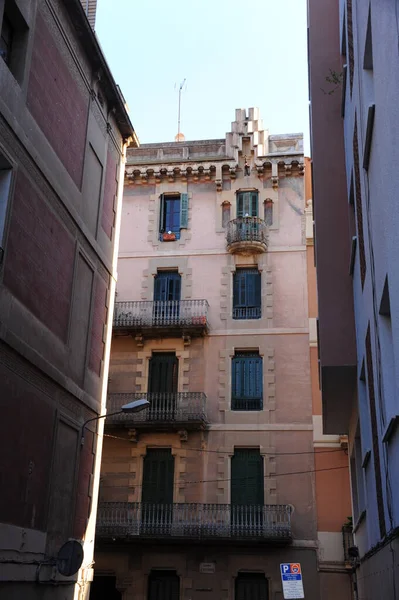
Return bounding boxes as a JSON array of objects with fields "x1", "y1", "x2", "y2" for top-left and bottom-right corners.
[{"x1": 96, "y1": 0, "x2": 310, "y2": 154}]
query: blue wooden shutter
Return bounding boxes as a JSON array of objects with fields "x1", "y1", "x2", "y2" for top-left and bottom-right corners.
[
  {"x1": 154, "y1": 272, "x2": 181, "y2": 301},
  {"x1": 159, "y1": 194, "x2": 165, "y2": 232},
  {"x1": 180, "y1": 193, "x2": 188, "y2": 228},
  {"x1": 232, "y1": 352, "x2": 263, "y2": 409},
  {"x1": 246, "y1": 270, "x2": 261, "y2": 309}
]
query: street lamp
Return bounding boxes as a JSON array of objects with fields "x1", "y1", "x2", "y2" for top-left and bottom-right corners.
[{"x1": 80, "y1": 399, "x2": 150, "y2": 446}]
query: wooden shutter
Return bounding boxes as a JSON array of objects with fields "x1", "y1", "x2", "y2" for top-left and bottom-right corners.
[
  {"x1": 159, "y1": 194, "x2": 165, "y2": 232},
  {"x1": 180, "y1": 193, "x2": 189, "y2": 228},
  {"x1": 237, "y1": 193, "x2": 244, "y2": 217},
  {"x1": 154, "y1": 272, "x2": 181, "y2": 302},
  {"x1": 251, "y1": 192, "x2": 258, "y2": 216},
  {"x1": 235, "y1": 574, "x2": 268, "y2": 600},
  {"x1": 232, "y1": 352, "x2": 263, "y2": 408},
  {"x1": 231, "y1": 449, "x2": 264, "y2": 506},
  {"x1": 148, "y1": 571, "x2": 180, "y2": 600},
  {"x1": 142, "y1": 449, "x2": 174, "y2": 505},
  {"x1": 148, "y1": 353, "x2": 178, "y2": 393}
]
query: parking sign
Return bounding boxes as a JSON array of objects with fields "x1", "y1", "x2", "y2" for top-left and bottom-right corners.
[{"x1": 280, "y1": 563, "x2": 305, "y2": 599}]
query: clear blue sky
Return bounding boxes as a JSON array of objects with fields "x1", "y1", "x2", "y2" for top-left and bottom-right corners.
[{"x1": 96, "y1": 0, "x2": 310, "y2": 154}]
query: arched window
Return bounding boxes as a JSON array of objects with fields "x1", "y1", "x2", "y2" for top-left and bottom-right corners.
[{"x1": 264, "y1": 199, "x2": 273, "y2": 226}]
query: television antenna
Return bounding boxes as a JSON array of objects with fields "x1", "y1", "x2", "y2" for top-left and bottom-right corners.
[{"x1": 175, "y1": 78, "x2": 186, "y2": 140}]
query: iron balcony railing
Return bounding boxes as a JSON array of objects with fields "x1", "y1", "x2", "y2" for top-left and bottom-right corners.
[
  {"x1": 232, "y1": 306, "x2": 261, "y2": 320},
  {"x1": 106, "y1": 392, "x2": 207, "y2": 426},
  {"x1": 96, "y1": 502, "x2": 292, "y2": 542},
  {"x1": 226, "y1": 217, "x2": 268, "y2": 248},
  {"x1": 113, "y1": 299, "x2": 209, "y2": 329}
]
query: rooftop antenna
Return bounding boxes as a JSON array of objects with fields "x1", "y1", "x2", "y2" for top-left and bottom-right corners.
[{"x1": 175, "y1": 78, "x2": 186, "y2": 141}]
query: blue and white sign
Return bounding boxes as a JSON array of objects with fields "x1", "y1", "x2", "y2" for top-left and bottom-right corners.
[{"x1": 280, "y1": 563, "x2": 305, "y2": 599}]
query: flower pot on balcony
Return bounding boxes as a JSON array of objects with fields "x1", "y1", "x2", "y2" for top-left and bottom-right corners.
[
  {"x1": 192, "y1": 316, "x2": 207, "y2": 325},
  {"x1": 162, "y1": 232, "x2": 176, "y2": 241}
]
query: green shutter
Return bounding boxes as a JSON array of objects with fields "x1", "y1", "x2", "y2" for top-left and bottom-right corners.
[
  {"x1": 142, "y1": 449, "x2": 174, "y2": 504},
  {"x1": 159, "y1": 194, "x2": 165, "y2": 232},
  {"x1": 231, "y1": 449, "x2": 264, "y2": 505},
  {"x1": 148, "y1": 353, "x2": 178, "y2": 393},
  {"x1": 180, "y1": 193, "x2": 188, "y2": 228}
]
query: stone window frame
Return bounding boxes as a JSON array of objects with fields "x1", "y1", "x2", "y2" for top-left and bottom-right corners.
[
  {"x1": 217, "y1": 342, "x2": 276, "y2": 421},
  {"x1": 148, "y1": 182, "x2": 192, "y2": 249},
  {"x1": 128, "y1": 439, "x2": 188, "y2": 505},
  {"x1": 140, "y1": 257, "x2": 192, "y2": 301},
  {"x1": 215, "y1": 442, "x2": 277, "y2": 506},
  {"x1": 220, "y1": 254, "x2": 273, "y2": 326}
]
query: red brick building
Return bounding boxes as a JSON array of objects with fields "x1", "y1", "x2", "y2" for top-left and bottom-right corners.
[{"x1": 0, "y1": 0, "x2": 136, "y2": 597}]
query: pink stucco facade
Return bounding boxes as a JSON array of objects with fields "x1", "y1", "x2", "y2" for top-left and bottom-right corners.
[{"x1": 93, "y1": 109, "x2": 350, "y2": 600}]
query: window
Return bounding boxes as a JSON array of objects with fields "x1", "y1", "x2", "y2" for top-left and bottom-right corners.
[
  {"x1": 159, "y1": 193, "x2": 188, "y2": 241},
  {"x1": 233, "y1": 268, "x2": 261, "y2": 320},
  {"x1": 222, "y1": 202, "x2": 231, "y2": 227},
  {"x1": 264, "y1": 199, "x2": 273, "y2": 226},
  {"x1": 0, "y1": 1, "x2": 29, "y2": 82},
  {"x1": 0, "y1": 154, "x2": 12, "y2": 251},
  {"x1": 232, "y1": 351, "x2": 263, "y2": 410},
  {"x1": 353, "y1": 118, "x2": 366, "y2": 287},
  {"x1": 235, "y1": 574, "x2": 268, "y2": 600},
  {"x1": 153, "y1": 271, "x2": 181, "y2": 323},
  {"x1": 0, "y1": 15, "x2": 13, "y2": 65},
  {"x1": 237, "y1": 191, "x2": 258, "y2": 217},
  {"x1": 350, "y1": 426, "x2": 365, "y2": 524},
  {"x1": 148, "y1": 571, "x2": 180, "y2": 600},
  {"x1": 142, "y1": 449, "x2": 174, "y2": 529},
  {"x1": 231, "y1": 449, "x2": 264, "y2": 533}
]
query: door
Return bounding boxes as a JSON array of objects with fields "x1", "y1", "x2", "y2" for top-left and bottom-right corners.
[
  {"x1": 148, "y1": 571, "x2": 180, "y2": 600},
  {"x1": 235, "y1": 574, "x2": 268, "y2": 600},
  {"x1": 237, "y1": 192, "x2": 259, "y2": 241},
  {"x1": 153, "y1": 271, "x2": 181, "y2": 324},
  {"x1": 231, "y1": 449, "x2": 264, "y2": 535},
  {"x1": 141, "y1": 449, "x2": 174, "y2": 532},
  {"x1": 148, "y1": 353, "x2": 178, "y2": 420}
]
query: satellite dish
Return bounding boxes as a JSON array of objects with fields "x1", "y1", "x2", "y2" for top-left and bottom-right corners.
[{"x1": 56, "y1": 540, "x2": 84, "y2": 576}]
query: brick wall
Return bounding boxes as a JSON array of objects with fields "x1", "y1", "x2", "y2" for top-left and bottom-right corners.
[
  {"x1": 88, "y1": 275, "x2": 107, "y2": 376},
  {"x1": 27, "y1": 12, "x2": 88, "y2": 188},
  {"x1": 4, "y1": 170, "x2": 75, "y2": 341},
  {"x1": 101, "y1": 151, "x2": 117, "y2": 239}
]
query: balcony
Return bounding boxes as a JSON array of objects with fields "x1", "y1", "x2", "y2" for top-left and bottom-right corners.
[
  {"x1": 113, "y1": 299, "x2": 209, "y2": 338},
  {"x1": 96, "y1": 502, "x2": 292, "y2": 545},
  {"x1": 106, "y1": 392, "x2": 207, "y2": 430},
  {"x1": 226, "y1": 217, "x2": 268, "y2": 254}
]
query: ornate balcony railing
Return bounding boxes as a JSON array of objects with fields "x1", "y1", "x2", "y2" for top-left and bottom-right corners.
[
  {"x1": 96, "y1": 502, "x2": 292, "y2": 543},
  {"x1": 106, "y1": 392, "x2": 207, "y2": 428},
  {"x1": 226, "y1": 217, "x2": 268, "y2": 254},
  {"x1": 113, "y1": 299, "x2": 209, "y2": 332}
]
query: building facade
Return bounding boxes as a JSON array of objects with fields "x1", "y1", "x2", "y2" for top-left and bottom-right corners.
[
  {"x1": 308, "y1": 0, "x2": 399, "y2": 598},
  {"x1": 92, "y1": 109, "x2": 351, "y2": 600},
  {"x1": 0, "y1": 0, "x2": 136, "y2": 598}
]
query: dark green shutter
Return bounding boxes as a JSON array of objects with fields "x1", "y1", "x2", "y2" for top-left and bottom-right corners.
[
  {"x1": 148, "y1": 353, "x2": 178, "y2": 393},
  {"x1": 180, "y1": 193, "x2": 188, "y2": 228},
  {"x1": 159, "y1": 194, "x2": 165, "y2": 232},
  {"x1": 231, "y1": 449, "x2": 264, "y2": 506},
  {"x1": 148, "y1": 571, "x2": 180, "y2": 600},
  {"x1": 232, "y1": 352, "x2": 263, "y2": 409},
  {"x1": 236, "y1": 574, "x2": 268, "y2": 600},
  {"x1": 142, "y1": 449, "x2": 174, "y2": 505},
  {"x1": 237, "y1": 193, "x2": 244, "y2": 217}
]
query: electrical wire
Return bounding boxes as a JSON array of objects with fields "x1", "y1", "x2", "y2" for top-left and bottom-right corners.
[{"x1": 103, "y1": 432, "x2": 348, "y2": 457}]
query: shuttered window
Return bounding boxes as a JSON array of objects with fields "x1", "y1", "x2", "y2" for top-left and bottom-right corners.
[
  {"x1": 148, "y1": 571, "x2": 180, "y2": 600},
  {"x1": 235, "y1": 574, "x2": 268, "y2": 600},
  {"x1": 159, "y1": 194, "x2": 189, "y2": 240},
  {"x1": 231, "y1": 449, "x2": 264, "y2": 506},
  {"x1": 233, "y1": 269, "x2": 261, "y2": 320},
  {"x1": 232, "y1": 352, "x2": 263, "y2": 410},
  {"x1": 237, "y1": 191, "x2": 258, "y2": 217},
  {"x1": 142, "y1": 449, "x2": 174, "y2": 505},
  {"x1": 153, "y1": 271, "x2": 181, "y2": 323}
]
